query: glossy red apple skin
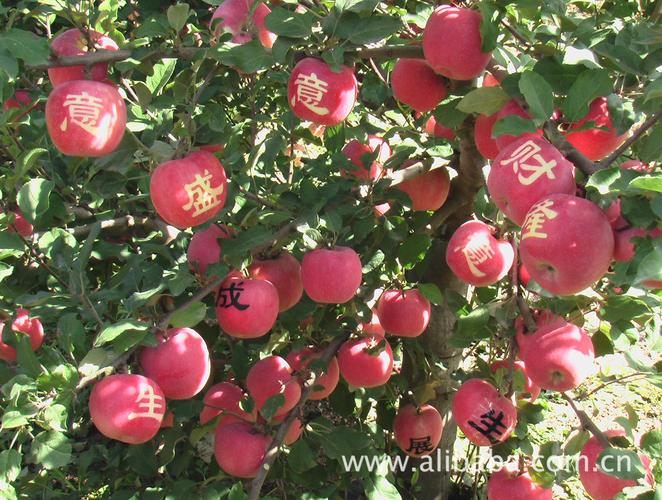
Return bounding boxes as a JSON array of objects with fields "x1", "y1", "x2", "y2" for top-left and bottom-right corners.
[
  {"x1": 337, "y1": 336, "x2": 393, "y2": 388},
  {"x1": 391, "y1": 59, "x2": 448, "y2": 112},
  {"x1": 424, "y1": 116, "x2": 455, "y2": 140},
  {"x1": 48, "y1": 29, "x2": 119, "y2": 86},
  {"x1": 88, "y1": 374, "x2": 166, "y2": 444},
  {"x1": 246, "y1": 356, "x2": 301, "y2": 419},
  {"x1": 301, "y1": 246, "x2": 363, "y2": 304},
  {"x1": 187, "y1": 224, "x2": 233, "y2": 276},
  {"x1": 487, "y1": 462, "x2": 553, "y2": 500},
  {"x1": 520, "y1": 194, "x2": 614, "y2": 295},
  {"x1": 358, "y1": 309, "x2": 386, "y2": 337},
  {"x1": 490, "y1": 359, "x2": 541, "y2": 402},
  {"x1": 423, "y1": 6, "x2": 492, "y2": 80},
  {"x1": 394, "y1": 403, "x2": 443, "y2": 457},
  {"x1": 5, "y1": 209, "x2": 33, "y2": 238},
  {"x1": 494, "y1": 101, "x2": 543, "y2": 151},
  {"x1": 248, "y1": 252, "x2": 303, "y2": 312},
  {"x1": 46, "y1": 80, "x2": 126, "y2": 157},
  {"x1": 396, "y1": 161, "x2": 451, "y2": 211},
  {"x1": 200, "y1": 381, "x2": 257, "y2": 425},
  {"x1": 565, "y1": 97, "x2": 627, "y2": 161},
  {"x1": 474, "y1": 113, "x2": 500, "y2": 160},
  {"x1": 214, "y1": 421, "x2": 270, "y2": 478},
  {"x1": 281, "y1": 417, "x2": 303, "y2": 445},
  {"x1": 579, "y1": 430, "x2": 653, "y2": 500},
  {"x1": 488, "y1": 137, "x2": 576, "y2": 225},
  {"x1": 150, "y1": 150, "x2": 228, "y2": 229},
  {"x1": 612, "y1": 228, "x2": 646, "y2": 262},
  {"x1": 286, "y1": 347, "x2": 340, "y2": 400},
  {"x1": 376, "y1": 289, "x2": 431, "y2": 338},
  {"x1": 519, "y1": 264, "x2": 531, "y2": 287},
  {"x1": 446, "y1": 221, "x2": 514, "y2": 287},
  {"x1": 211, "y1": 0, "x2": 276, "y2": 48},
  {"x1": 139, "y1": 328, "x2": 211, "y2": 400},
  {"x1": 451, "y1": 378, "x2": 517, "y2": 447},
  {"x1": 0, "y1": 308, "x2": 45, "y2": 363},
  {"x1": 604, "y1": 199, "x2": 628, "y2": 230},
  {"x1": 288, "y1": 58, "x2": 358, "y2": 126},
  {"x1": 341, "y1": 136, "x2": 391, "y2": 181},
  {"x1": 215, "y1": 275, "x2": 279, "y2": 338}
]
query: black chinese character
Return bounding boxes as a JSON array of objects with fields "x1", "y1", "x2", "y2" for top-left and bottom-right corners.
[
  {"x1": 467, "y1": 409, "x2": 507, "y2": 444},
  {"x1": 406, "y1": 436, "x2": 433, "y2": 455},
  {"x1": 216, "y1": 281, "x2": 250, "y2": 310}
]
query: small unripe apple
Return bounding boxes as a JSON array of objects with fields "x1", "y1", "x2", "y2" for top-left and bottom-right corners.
[
  {"x1": 490, "y1": 359, "x2": 541, "y2": 402},
  {"x1": 139, "y1": 328, "x2": 211, "y2": 400},
  {"x1": 248, "y1": 252, "x2": 304, "y2": 312},
  {"x1": 487, "y1": 462, "x2": 552, "y2": 500},
  {"x1": 48, "y1": 28, "x2": 119, "y2": 87},
  {"x1": 565, "y1": 97, "x2": 627, "y2": 161},
  {"x1": 612, "y1": 227, "x2": 646, "y2": 262},
  {"x1": 391, "y1": 59, "x2": 448, "y2": 112},
  {"x1": 488, "y1": 137, "x2": 576, "y2": 225},
  {"x1": 246, "y1": 356, "x2": 301, "y2": 419},
  {"x1": 396, "y1": 161, "x2": 451, "y2": 211},
  {"x1": 286, "y1": 347, "x2": 340, "y2": 400},
  {"x1": 187, "y1": 224, "x2": 233, "y2": 276},
  {"x1": 341, "y1": 136, "x2": 391, "y2": 181},
  {"x1": 212, "y1": 0, "x2": 277, "y2": 49},
  {"x1": 424, "y1": 116, "x2": 455, "y2": 140},
  {"x1": 5, "y1": 209, "x2": 33, "y2": 238},
  {"x1": 337, "y1": 335, "x2": 393, "y2": 388},
  {"x1": 46, "y1": 80, "x2": 126, "y2": 157},
  {"x1": 520, "y1": 194, "x2": 614, "y2": 295},
  {"x1": 215, "y1": 275, "x2": 279, "y2": 338},
  {"x1": 200, "y1": 381, "x2": 257, "y2": 425},
  {"x1": 494, "y1": 101, "x2": 543, "y2": 151},
  {"x1": 376, "y1": 288, "x2": 431, "y2": 337},
  {"x1": 214, "y1": 421, "x2": 270, "y2": 478},
  {"x1": 288, "y1": 58, "x2": 358, "y2": 126},
  {"x1": 394, "y1": 403, "x2": 443, "y2": 457},
  {"x1": 301, "y1": 246, "x2": 363, "y2": 304},
  {"x1": 423, "y1": 6, "x2": 492, "y2": 80},
  {"x1": 474, "y1": 113, "x2": 500, "y2": 160},
  {"x1": 89, "y1": 374, "x2": 166, "y2": 444},
  {"x1": 0, "y1": 308, "x2": 45, "y2": 363},
  {"x1": 446, "y1": 221, "x2": 514, "y2": 287}
]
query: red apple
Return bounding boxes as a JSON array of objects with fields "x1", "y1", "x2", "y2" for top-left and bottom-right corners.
[
  {"x1": 48, "y1": 28, "x2": 119, "y2": 87},
  {"x1": 621, "y1": 159, "x2": 652, "y2": 173},
  {"x1": 150, "y1": 150, "x2": 228, "y2": 229},
  {"x1": 0, "y1": 308, "x2": 45, "y2": 363},
  {"x1": 520, "y1": 194, "x2": 614, "y2": 295},
  {"x1": 490, "y1": 360, "x2": 541, "y2": 402},
  {"x1": 565, "y1": 97, "x2": 627, "y2": 161},
  {"x1": 394, "y1": 403, "x2": 443, "y2": 457},
  {"x1": 376, "y1": 288, "x2": 431, "y2": 337},
  {"x1": 3, "y1": 90, "x2": 35, "y2": 118},
  {"x1": 451, "y1": 378, "x2": 517, "y2": 447},
  {"x1": 493, "y1": 100, "x2": 543, "y2": 151},
  {"x1": 5, "y1": 209, "x2": 33, "y2": 238},
  {"x1": 341, "y1": 135, "x2": 391, "y2": 181},
  {"x1": 519, "y1": 263, "x2": 531, "y2": 287},
  {"x1": 160, "y1": 411, "x2": 174, "y2": 428},
  {"x1": 200, "y1": 381, "x2": 257, "y2": 425},
  {"x1": 358, "y1": 309, "x2": 386, "y2": 337},
  {"x1": 604, "y1": 199, "x2": 628, "y2": 230},
  {"x1": 248, "y1": 252, "x2": 304, "y2": 312},
  {"x1": 211, "y1": 0, "x2": 277, "y2": 48},
  {"x1": 474, "y1": 113, "x2": 500, "y2": 160},
  {"x1": 482, "y1": 73, "x2": 500, "y2": 87},
  {"x1": 286, "y1": 347, "x2": 340, "y2": 400},
  {"x1": 488, "y1": 136, "x2": 577, "y2": 225},
  {"x1": 337, "y1": 335, "x2": 393, "y2": 388},
  {"x1": 46, "y1": 80, "x2": 126, "y2": 157},
  {"x1": 187, "y1": 224, "x2": 233, "y2": 276},
  {"x1": 301, "y1": 246, "x2": 363, "y2": 304},
  {"x1": 396, "y1": 161, "x2": 451, "y2": 211},
  {"x1": 288, "y1": 58, "x2": 358, "y2": 126},
  {"x1": 214, "y1": 421, "x2": 270, "y2": 478},
  {"x1": 215, "y1": 275, "x2": 279, "y2": 338},
  {"x1": 423, "y1": 6, "x2": 492, "y2": 80},
  {"x1": 613, "y1": 228, "x2": 647, "y2": 262},
  {"x1": 487, "y1": 462, "x2": 553, "y2": 500},
  {"x1": 424, "y1": 116, "x2": 455, "y2": 140},
  {"x1": 391, "y1": 59, "x2": 448, "y2": 112},
  {"x1": 139, "y1": 328, "x2": 211, "y2": 400},
  {"x1": 446, "y1": 220, "x2": 514, "y2": 287},
  {"x1": 88, "y1": 374, "x2": 166, "y2": 444},
  {"x1": 281, "y1": 416, "x2": 303, "y2": 445},
  {"x1": 246, "y1": 356, "x2": 301, "y2": 419}
]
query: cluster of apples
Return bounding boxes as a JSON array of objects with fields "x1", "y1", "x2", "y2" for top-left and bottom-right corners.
[{"x1": 0, "y1": 308, "x2": 45, "y2": 363}]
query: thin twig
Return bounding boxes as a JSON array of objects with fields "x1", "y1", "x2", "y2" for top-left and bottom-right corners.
[
  {"x1": 543, "y1": 122, "x2": 599, "y2": 176},
  {"x1": 561, "y1": 392, "x2": 610, "y2": 448},
  {"x1": 599, "y1": 109, "x2": 662, "y2": 169}
]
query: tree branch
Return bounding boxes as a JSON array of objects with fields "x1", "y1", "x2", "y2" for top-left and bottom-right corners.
[
  {"x1": 599, "y1": 109, "x2": 662, "y2": 169},
  {"x1": 543, "y1": 122, "x2": 599, "y2": 176},
  {"x1": 561, "y1": 392, "x2": 610, "y2": 448}
]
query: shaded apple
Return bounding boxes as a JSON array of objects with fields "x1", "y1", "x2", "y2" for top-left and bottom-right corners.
[
  {"x1": 200, "y1": 381, "x2": 256, "y2": 425},
  {"x1": 214, "y1": 421, "x2": 270, "y2": 478},
  {"x1": 565, "y1": 97, "x2": 627, "y2": 161},
  {"x1": 391, "y1": 58, "x2": 448, "y2": 112},
  {"x1": 5, "y1": 209, "x2": 33, "y2": 238},
  {"x1": 248, "y1": 251, "x2": 303, "y2": 312},
  {"x1": 211, "y1": 0, "x2": 277, "y2": 48},
  {"x1": 396, "y1": 161, "x2": 451, "y2": 211},
  {"x1": 187, "y1": 224, "x2": 233, "y2": 276},
  {"x1": 341, "y1": 135, "x2": 391, "y2": 181},
  {"x1": 286, "y1": 347, "x2": 340, "y2": 400},
  {"x1": 424, "y1": 115, "x2": 455, "y2": 140},
  {"x1": 474, "y1": 113, "x2": 500, "y2": 160}
]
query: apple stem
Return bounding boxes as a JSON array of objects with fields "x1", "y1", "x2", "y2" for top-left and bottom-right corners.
[{"x1": 561, "y1": 392, "x2": 611, "y2": 448}]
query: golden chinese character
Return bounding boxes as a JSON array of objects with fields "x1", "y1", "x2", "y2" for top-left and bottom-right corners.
[
  {"x1": 500, "y1": 140, "x2": 558, "y2": 186},
  {"x1": 456, "y1": 233, "x2": 495, "y2": 277},
  {"x1": 522, "y1": 199, "x2": 558, "y2": 240},
  {"x1": 127, "y1": 385, "x2": 164, "y2": 422},
  {"x1": 290, "y1": 72, "x2": 330, "y2": 116},
  {"x1": 182, "y1": 170, "x2": 225, "y2": 217},
  {"x1": 59, "y1": 92, "x2": 104, "y2": 135}
]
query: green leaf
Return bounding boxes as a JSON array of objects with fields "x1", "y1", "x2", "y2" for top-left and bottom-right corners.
[
  {"x1": 0, "y1": 450, "x2": 21, "y2": 483},
  {"x1": 456, "y1": 87, "x2": 510, "y2": 116},
  {"x1": 264, "y1": 8, "x2": 315, "y2": 38},
  {"x1": 287, "y1": 439, "x2": 317, "y2": 472},
  {"x1": 365, "y1": 473, "x2": 402, "y2": 500},
  {"x1": 0, "y1": 233, "x2": 25, "y2": 260},
  {"x1": 561, "y1": 69, "x2": 613, "y2": 122},
  {"x1": 335, "y1": 14, "x2": 402, "y2": 44},
  {"x1": 635, "y1": 243, "x2": 662, "y2": 286},
  {"x1": 597, "y1": 447, "x2": 646, "y2": 481},
  {"x1": 0, "y1": 29, "x2": 50, "y2": 65},
  {"x1": 1, "y1": 411, "x2": 29, "y2": 429},
  {"x1": 16, "y1": 336, "x2": 42, "y2": 378},
  {"x1": 17, "y1": 179, "x2": 54, "y2": 224},
  {"x1": 519, "y1": 71, "x2": 554, "y2": 122},
  {"x1": 564, "y1": 429, "x2": 591, "y2": 455},
  {"x1": 450, "y1": 305, "x2": 491, "y2": 348},
  {"x1": 145, "y1": 58, "x2": 177, "y2": 95},
  {"x1": 259, "y1": 394, "x2": 286, "y2": 421},
  {"x1": 93, "y1": 320, "x2": 149, "y2": 347},
  {"x1": 628, "y1": 175, "x2": 662, "y2": 194},
  {"x1": 640, "y1": 429, "x2": 662, "y2": 459},
  {"x1": 169, "y1": 301, "x2": 206, "y2": 328},
  {"x1": 41, "y1": 404, "x2": 68, "y2": 432},
  {"x1": 477, "y1": 2, "x2": 500, "y2": 53},
  {"x1": 643, "y1": 77, "x2": 662, "y2": 103},
  {"x1": 418, "y1": 283, "x2": 443, "y2": 306},
  {"x1": 29, "y1": 431, "x2": 72, "y2": 470},
  {"x1": 211, "y1": 40, "x2": 274, "y2": 74},
  {"x1": 167, "y1": 3, "x2": 190, "y2": 32},
  {"x1": 320, "y1": 426, "x2": 371, "y2": 459},
  {"x1": 16, "y1": 148, "x2": 48, "y2": 179},
  {"x1": 638, "y1": 123, "x2": 662, "y2": 164},
  {"x1": 491, "y1": 115, "x2": 538, "y2": 138},
  {"x1": 228, "y1": 483, "x2": 247, "y2": 500},
  {"x1": 398, "y1": 234, "x2": 431, "y2": 269}
]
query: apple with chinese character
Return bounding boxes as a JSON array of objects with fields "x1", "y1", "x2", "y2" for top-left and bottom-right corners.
[
  {"x1": 246, "y1": 355, "x2": 301, "y2": 419},
  {"x1": 490, "y1": 360, "x2": 541, "y2": 403},
  {"x1": 215, "y1": 274, "x2": 279, "y2": 338},
  {"x1": 48, "y1": 28, "x2": 119, "y2": 87},
  {"x1": 423, "y1": 6, "x2": 492, "y2": 80},
  {"x1": 139, "y1": 328, "x2": 211, "y2": 400},
  {"x1": 487, "y1": 462, "x2": 553, "y2": 500},
  {"x1": 488, "y1": 137, "x2": 576, "y2": 225},
  {"x1": 248, "y1": 251, "x2": 304, "y2": 312},
  {"x1": 45, "y1": 80, "x2": 127, "y2": 157},
  {"x1": 391, "y1": 58, "x2": 448, "y2": 112},
  {"x1": 288, "y1": 57, "x2": 358, "y2": 126},
  {"x1": 564, "y1": 97, "x2": 627, "y2": 161},
  {"x1": 424, "y1": 116, "x2": 455, "y2": 141},
  {"x1": 211, "y1": 0, "x2": 276, "y2": 49},
  {"x1": 474, "y1": 113, "x2": 500, "y2": 160},
  {"x1": 301, "y1": 246, "x2": 363, "y2": 304},
  {"x1": 394, "y1": 403, "x2": 443, "y2": 457},
  {"x1": 337, "y1": 335, "x2": 393, "y2": 388},
  {"x1": 199, "y1": 381, "x2": 257, "y2": 425},
  {"x1": 376, "y1": 288, "x2": 431, "y2": 337},
  {"x1": 150, "y1": 150, "x2": 227, "y2": 228},
  {"x1": 341, "y1": 136, "x2": 391, "y2": 181},
  {"x1": 519, "y1": 194, "x2": 614, "y2": 295},
  {"x1": 0, "y1": 308, "x2": 45, "y2": 363},
  {"x1": 286, "y1": 346, "x2": 340, "y2": 400},
  {"x1": 188, "y1": 224, "x2": 233, "y2": 276},
  {"x1": 451, "y1": 378, "x2": 517, "y2": 447},
  {"x1": 214, "y1": 421, "x2": 270, "y2": 478},
  {"x1": 396, "y1": 161, "x2": 451, "y2": 211},
  {"x1": 88, "y1": 374, "x2": 166, "y2": 444},
  {"x1": 446, "y1": 220, "x2": 514, "y2": 287},
  {"x1": 493, "y1": 101, "x2": 543, "y2": 150},
  {"x1": 4, "y1": 209, "x2": 33, "y2": 238}
]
